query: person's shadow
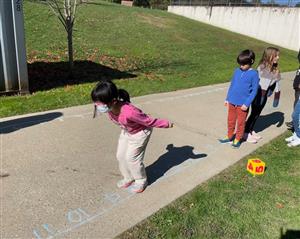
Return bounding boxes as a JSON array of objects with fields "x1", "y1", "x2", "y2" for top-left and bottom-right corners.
[
  {"x1": 146, "y1": 144, "x2": 207, "y2": 185},
  {"x1": 253, "y1": 111, "x2": 284, "y2": 133},
  {"x1": 0, "y1": 112, "x2": 63, "y2": 134}
]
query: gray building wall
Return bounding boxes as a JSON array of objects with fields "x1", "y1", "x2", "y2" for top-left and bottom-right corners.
[{"x1": 168, "y1": 6, "x2": 300, "y2": 51}]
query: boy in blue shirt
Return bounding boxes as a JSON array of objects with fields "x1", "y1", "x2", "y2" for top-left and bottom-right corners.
[{"x1": 219, "y1": 49, "x2": 259, "y2": 148}]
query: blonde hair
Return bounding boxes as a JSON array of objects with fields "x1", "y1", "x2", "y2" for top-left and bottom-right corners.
[{"x1": 258, "y1": 47, "x2": 280, "y2": 72}]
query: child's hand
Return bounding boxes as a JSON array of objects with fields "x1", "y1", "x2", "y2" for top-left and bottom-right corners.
[
  {"x1": 224, "y1": 101, "x2": 228, "y2": 106},
  {"x1": 241, "y1": 104, "x2": 248, "y2": 111}
]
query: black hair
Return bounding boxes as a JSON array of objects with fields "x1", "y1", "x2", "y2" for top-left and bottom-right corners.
[
  {"x1": 237, "y1": 49, "x2": 255, "y2": 66},
  {"x1": 91, "y1": 80, "x2": 130, "y2": 104}
]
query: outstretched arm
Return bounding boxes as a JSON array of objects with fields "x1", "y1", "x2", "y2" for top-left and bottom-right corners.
[{"x1": 128, "y1": 108, "x2": 171, "y2": 128}]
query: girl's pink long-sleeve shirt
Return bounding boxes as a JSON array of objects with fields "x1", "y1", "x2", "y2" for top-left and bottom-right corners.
[{"x1": 108, "y1": 102, "x2": 170, "y2": 134}]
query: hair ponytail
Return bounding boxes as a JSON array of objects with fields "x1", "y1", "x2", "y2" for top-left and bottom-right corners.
[
  {"x1": 118, "y1": 89, "x2": 130, "y2": 103},
  {"x1": 91, "y1": 80, "x2": 131, "y2": 104}
]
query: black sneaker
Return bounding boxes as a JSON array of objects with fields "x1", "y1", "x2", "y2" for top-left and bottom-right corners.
[
  {"x1": 286, "y1": 121, "x2": 293, "y2": 128},
  {"x1": 288, "y1": 127, "x2": 294, "y2": 132}
]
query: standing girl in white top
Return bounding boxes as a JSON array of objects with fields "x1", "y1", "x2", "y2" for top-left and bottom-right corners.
[{"x1": 244, "y1": 47, "x2": 281, "y2": 143}]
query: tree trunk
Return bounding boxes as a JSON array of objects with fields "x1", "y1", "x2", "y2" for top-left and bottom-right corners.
[{"x1": 67, "y1": 20, "x2": 74, "y2": 75}]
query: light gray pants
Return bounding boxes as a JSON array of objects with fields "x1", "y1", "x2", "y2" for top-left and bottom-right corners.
[{"x1": 116, "y1": 128, "x2": 152, "y2": 184}]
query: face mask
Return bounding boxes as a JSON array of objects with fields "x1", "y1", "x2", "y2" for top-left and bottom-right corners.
[{"x1": 96, "y1": 104, "x2": 111, "y2": 113}]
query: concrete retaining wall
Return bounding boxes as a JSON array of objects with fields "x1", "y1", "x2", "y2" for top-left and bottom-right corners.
[{"x1": 168, "y1": 6, "x2": 299, "y2": 51}]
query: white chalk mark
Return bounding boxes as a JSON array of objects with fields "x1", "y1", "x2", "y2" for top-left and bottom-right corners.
[
  {"x1": 103, "y1": 192, "x2": 121, "y2": 205},
  {"x1": 67, "y1": 208, "x2": 89, "y2": 224},
  {"x1": 47, "y1": 193, "x2": 133, "y2": 238},
  {"x1": 42, "y1": 224, "x2": 56, "y2": 235},
  {"x1": 33, "y1": 230, "x2": 43, "y2": 239},
  {"x1": 135, "y1": 86, "x2": 227, "y2": 106}
]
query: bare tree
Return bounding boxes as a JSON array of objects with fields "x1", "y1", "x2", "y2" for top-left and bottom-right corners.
[{"x1": 47, "y1": 0, "x2": 80, "y2": 73}]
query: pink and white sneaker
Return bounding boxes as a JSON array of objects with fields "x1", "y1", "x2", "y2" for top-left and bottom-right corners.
[
  {"x1": 117, "y1": 179, "x2": 134, "y2": 189},
  {"x1": 129, "y1": 181, "x2": 148, "y2": 193},
  {"x1": 251, "y1": 131, "x2": 262, "y2": 140},
  {"x1": 244, "y1": 133, "x2": 257, "y2": 144}
]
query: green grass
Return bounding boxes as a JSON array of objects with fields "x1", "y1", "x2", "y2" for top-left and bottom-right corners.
[
  {"x1": 118, "y1": 132, "x2": 300, "y2": 239},
  {"x1": 0, "y1": 0, "x2": 298, "y2": 117}
]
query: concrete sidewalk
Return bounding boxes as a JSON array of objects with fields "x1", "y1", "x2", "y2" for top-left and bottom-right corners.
[{"x1": 0, "y1": 72, "x2": 296, "y2": 239}]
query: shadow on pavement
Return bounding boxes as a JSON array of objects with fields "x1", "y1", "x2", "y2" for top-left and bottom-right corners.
[
  {"x1": 0, "y1": 112, "x2": 63, "y2": 134},
  {"x1": 254, "y1": 111, "x2": 284, "y2": 133},
  {"x1": 146, "y1": 144, "x2": 207, "y2": 185}
]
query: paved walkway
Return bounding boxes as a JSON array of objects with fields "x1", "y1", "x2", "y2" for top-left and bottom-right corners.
[{"x1": 0, "y1": 72, "x2": 296, "y2": 239}]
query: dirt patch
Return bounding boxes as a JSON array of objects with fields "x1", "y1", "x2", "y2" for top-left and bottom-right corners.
[
  {"x1": 173, "y1": 33, "x2": 190, "y2": 43},
  {"x1": 288, "y1": 161, "x2": 300, "y2": 177},
  {"x1": 137, "y1": 13, "x2": 172, "y2": 29}
]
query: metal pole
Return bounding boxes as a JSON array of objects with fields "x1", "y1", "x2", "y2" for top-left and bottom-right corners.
[
  {"x1": 0, "y1": 0, "x2": 28, "y2": 94},
  {"x1": 0, "y1": 0, "x2": 18, "y2": 92},
  {"x1": 11, "y1": 0, "x2": 29, "y2": 93},
  {"x1": 0, "y1": 41, "x2": 5, "y2": 91}
]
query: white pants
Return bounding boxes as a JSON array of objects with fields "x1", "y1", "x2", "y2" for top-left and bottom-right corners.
[{"x1": 116, "y1": 128, "x2": 152, "y2": 184}]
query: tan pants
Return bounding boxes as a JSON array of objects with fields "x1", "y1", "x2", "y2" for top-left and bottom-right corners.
[{"x1": 116, "y1": 128, "x2": 152, "y2": 184}]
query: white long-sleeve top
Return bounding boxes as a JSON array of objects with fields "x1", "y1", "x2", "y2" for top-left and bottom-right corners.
[{"x1": 258, "y1": 64, "x2": 281, "y2": 93}]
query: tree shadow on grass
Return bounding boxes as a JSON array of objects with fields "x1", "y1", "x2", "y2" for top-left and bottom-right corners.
[
  {"x1": 146, "y1": 144, "x2": 207, "y2": 185},
  {"x1": 27, "y1": 60, "x2": 137, "y2": 92},
  {"x1": 253, "y1": 111, "x2": 284, "y2": 133}
]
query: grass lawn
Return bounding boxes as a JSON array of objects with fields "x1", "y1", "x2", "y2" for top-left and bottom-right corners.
[
  {"x1": 0, "y1": 0, "x2": 298, "y2": 117},
  {"x1": 118, "y1": 132, "x2": 300, "y2": 239}
]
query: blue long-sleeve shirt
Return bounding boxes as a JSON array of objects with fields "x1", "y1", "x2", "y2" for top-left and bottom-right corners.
[{"x1": 226, "y1": 68, "x2": 259, "y2": 107}]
